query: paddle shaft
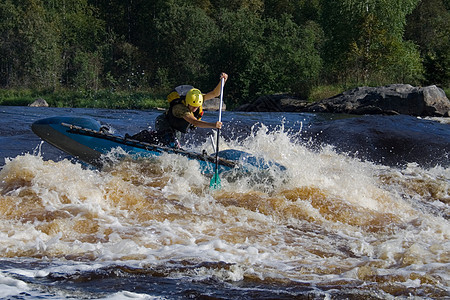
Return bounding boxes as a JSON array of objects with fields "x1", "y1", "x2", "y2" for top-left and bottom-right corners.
[{"x1": 214, "y1": 78, "x2": 225, "y2": 175}]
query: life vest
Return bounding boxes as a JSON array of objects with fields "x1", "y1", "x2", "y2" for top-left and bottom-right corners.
[{"x1": 165, "y1": 85, "x2": 203, "y2": 133}]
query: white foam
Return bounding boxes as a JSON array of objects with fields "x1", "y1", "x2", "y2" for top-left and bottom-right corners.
[
  {"x1": 102, "y1": 291, "x2": 164, "y2": 299},
  {"x1": 0, "y1": 273, "x2": 29, "y2": 298},
  {"x1": 0, "y1": 124, "x2": 449, "y2": 293}
]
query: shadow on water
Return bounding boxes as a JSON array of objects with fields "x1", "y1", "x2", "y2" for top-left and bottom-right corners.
[{"x1": 299, "y1": 114, "x2": 450, "y2": 168}]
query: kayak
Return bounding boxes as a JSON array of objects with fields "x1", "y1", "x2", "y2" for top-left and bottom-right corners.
[{"x1": 31, "y1": 116, "x2": 285, "y2": 175}]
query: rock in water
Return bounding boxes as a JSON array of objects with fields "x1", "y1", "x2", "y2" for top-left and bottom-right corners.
[
  {"x1": 422, "y1": 85, "x2": 450, "y2": 116},
  {"x1": 305, "y1": 84, "x2": 450, "y2": 117},
  {"x1": 29, "y1": 98, "x2": 49, "y2": 107},
  {"x1": 235, "y1": 94, "x2": 308, "y2": 112},
  {"x1": 202, "y1": 97, "x2": 227, "y2": 111},
  {"x1": 236, "y1": 85, "x2": 450, "y2": 117}
]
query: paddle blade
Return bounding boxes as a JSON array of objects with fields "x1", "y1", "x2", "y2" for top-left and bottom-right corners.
[{"x1": 209, "y1": 171, "x2": 221, "y2": 190}]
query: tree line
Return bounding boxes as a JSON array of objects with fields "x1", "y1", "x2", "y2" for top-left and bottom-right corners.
[{"x1": 0, "y1": 0, "x2": 449, "y2": 107}]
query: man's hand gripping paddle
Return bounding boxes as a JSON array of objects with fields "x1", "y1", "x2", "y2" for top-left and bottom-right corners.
[{"x1": 210, "y1": 78, "x2": 225, "y2": 190}]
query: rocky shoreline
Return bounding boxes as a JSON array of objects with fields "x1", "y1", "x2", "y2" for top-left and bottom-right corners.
[{"x1": 235, "y1": 84, "x2": 450, "y2": 117}]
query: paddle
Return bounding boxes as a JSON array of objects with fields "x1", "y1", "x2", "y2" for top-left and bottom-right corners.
[{"x1": 210, "y1": 77, "x2": 225, "y2": 190}]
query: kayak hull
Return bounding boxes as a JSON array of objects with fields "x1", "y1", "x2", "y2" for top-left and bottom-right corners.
[
  {"x1": 32, "y1": 116, "x2": 286, "y2": 175},
  {"x1": 31, "y1": 116, "x2": 260, "y2": 175},
  {"x1": 32, "y1": 117, "x2": 104, "y2": 167}
]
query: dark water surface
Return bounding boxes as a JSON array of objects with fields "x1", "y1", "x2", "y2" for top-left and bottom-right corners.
[
  {"x1": 1, "y1": 106, "x2": 449, "y2": 168},
  {"x1": 0, "y1": 106, "x2": 449, "y2": 299}
]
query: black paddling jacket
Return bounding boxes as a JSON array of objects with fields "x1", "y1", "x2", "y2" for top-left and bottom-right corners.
[{"x1": 166, "y1": 98, "x2": 203, "y2": 133}]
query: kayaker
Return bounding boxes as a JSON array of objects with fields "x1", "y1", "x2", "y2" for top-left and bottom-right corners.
[{"x1": 127, "y1": 72, "x2": 228, "y2": 148}]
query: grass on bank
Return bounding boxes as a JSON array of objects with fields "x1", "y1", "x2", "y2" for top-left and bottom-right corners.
[
  {"x1": 0, "y1": 86, "x2": 350, "y2": 108},
  {"x1": 0, "y1": 89, "x2": 168, "y2": 109},
  {"x1": 1, "y1": 85, "x2": 449, "y2": 109},
  {"x1": 307, "y1": 85, "x2": 346, "y2": 103}
]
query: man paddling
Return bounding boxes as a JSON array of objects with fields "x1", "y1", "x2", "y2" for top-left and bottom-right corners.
[{"x1": 127, "y1": 72, "x2": 228, "y2": 148}]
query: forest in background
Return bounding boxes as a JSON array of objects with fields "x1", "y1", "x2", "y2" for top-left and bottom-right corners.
[{"x1": 0, "y1": 0, "x2": 449, "y2": 108}]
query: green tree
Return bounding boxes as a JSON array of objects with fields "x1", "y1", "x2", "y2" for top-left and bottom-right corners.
[
  {"x1": 0, "y1": 0, "x2": 62, "y2": 88},
  {"x1": 152, "y1": 1, "x2": 219, "y2": 87},
  {"x1": 251, "y1": 16, "x2": 323, "y2": 98},
  {"x1": 210, "y1": 0, "x2": 263, "y2": 12},
  {"x1": 0, "y1": 0, "x2": 106, "y2": 90},
  {"x1": 263, "y1": 0, "x2": 321, "y2": 25},
  {"x1": 3, "y1": 0, "x2": 446, "y2": 105},
  {"x1": 0, "y1": 0, "x2": 20, "y2": 86},
  {"x1": 346, "y1": 13, "x2": 423, "y2": 84},
  {"x1": 209, "y1": 9, "x2": 323, "y2": 105},
  {"x1": 51, "y1": 0, "x2": 106, "y2": 90},
  {"x1": 321, "y1": 0, "x2": 422, "y2": 85},
  {"x1": 405, "y1": 0, "x2": 450, "y2": 86},
  {"x1": 207, "y1": 8, "x2": 264, "y2": 104}
]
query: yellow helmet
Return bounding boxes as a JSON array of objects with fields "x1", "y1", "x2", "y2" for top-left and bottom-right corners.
[{"x1": 185, "y1": 88, "x2": 203, "y2": 107}]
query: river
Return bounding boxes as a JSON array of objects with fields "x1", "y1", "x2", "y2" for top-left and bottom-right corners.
[{"x1": 0, "y1": 106, "x2": 449, "y2": 299}]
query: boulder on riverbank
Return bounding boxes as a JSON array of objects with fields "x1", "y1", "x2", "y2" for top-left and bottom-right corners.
[
  {"x1": 306, "y1": 84, "x2": 449, "y2": 117},
  {"x1": 203, "y1": 97, "x2": 227, "y2": 111},
  {"x1": 235, "y1": 94, "x2": 309, "y2": 112},
  {"x1": 236, "y1": 84, "x2": 450, "y2": 117},
  {"x1": 28, "y1": 98, "x2": 49, "y2": 107}
]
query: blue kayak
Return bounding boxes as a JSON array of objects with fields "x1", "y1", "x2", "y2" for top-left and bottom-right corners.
[{"x1": 31, "y1": 116, "x2": 285, "y2": 175}]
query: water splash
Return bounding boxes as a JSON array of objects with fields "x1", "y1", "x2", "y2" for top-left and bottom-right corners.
[{"x1": 0, "y1": 125, "x2": 449, "y2": 298}]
